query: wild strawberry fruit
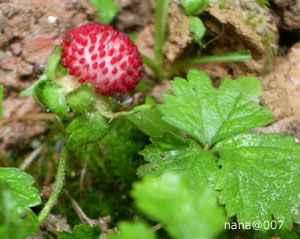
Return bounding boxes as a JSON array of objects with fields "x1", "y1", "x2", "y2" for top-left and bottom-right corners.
[{"x1": 61, "y1": 23, "x2": 143, "y2": 96}]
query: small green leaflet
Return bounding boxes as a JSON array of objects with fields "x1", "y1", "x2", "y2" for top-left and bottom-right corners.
[
  {"x1": 0, "y1": 168, "x2": 41, "y2": 213},
  {"x1": 0, "y1": 85, "x2": 3, "y2": 118},
  {"x1": 109, "y1": 222, "x2": 156, "y2": 239},
  {"x1": 0, "y1": 182, "x2": 39, "y2": 239},
  {"x1": 139, "y1": 133, "x2": 218, "y2": 186},
  {"x1": 181, "y1": 0, "x2": 219, "y2": 15},
  {"x1": 213, "y1": 133, "x2": 300, "y2": 228},
  {"x1": 90, "y1": 0, "x2": 118, "y2": 24},
  {"x1": 131, "y1": 172, "x2": 226, "y2": 239},
  {"x1": 236, "y1": 76, "x2": 263, "y2": 103},
  {"x1": 57, "y1": 224, "x2": 101, "y2": 239},
  {"x1": 189, "y1": 16, "x2": 206, "y2": 46},
  {"x1": 158, "y1": 70, "x2": 273, "y2": 147},
  {"x1": 67, "y1": 111, "x2": 111, "y2": 149}
]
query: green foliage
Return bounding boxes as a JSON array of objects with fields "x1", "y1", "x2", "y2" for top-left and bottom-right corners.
[
  {"x1": 19, "y1": 74, "x2": 47, "y2": 97},
  {"x1": 67, "y1": 111, "x2": 111, "y2": 149},
  {"x1": 159, "y1": 70, "x2": 273, "y2": 147},
  {"x1": 0, "y1": 85, "x2": 3, "y2": 118},
  {"x1": 236, "y1": 76, "x2": 263, "y2": 103},
  {"x1": 46, "y1": 47, "x2": 68, "y2": 81},
  {"x1": 109, "y1": 222, "x2": 156, "y2": 239},
  {"x1": 57, "y1": 224, "x2": 101, "y2": 239},
  {"x1": 36, "y1": 80, "x2": 69, "y2": 119},
  {"x1": 214, "y1": 133, "x2": 300, "y2": 228},
  {"x1": 0, "y1": 169, "x2": 41, "y2": 238},
  {"x1": 131, "y1": 172, "x2": 226, "y2": 239},
  {"x1": 127, "y1": 98, "x2": 180, "y2": 137},
  {"x1": 0, "y1": 182, "x2": 39, "y2": 239},
  {"x1": 90, "y1": 0, "x2": 118, "y2": 24},
  {"x1": 189, "y1": 16, "x2": 206, "y2": 45},
  {"x1": 140, "y1": 69, "x2": 300, "y2": 229},
  {"x1": 139, "y1": 133, "x2": 219, "y2": 186},
  {"x1": 0, "y1": 168, "x2": 41, "y2": 211},
  {"x1": 65, "y1": 84, "x2": 95, "y2": 113},
  {"x1": 181, "y1": 0, "x2": 219, "y2": 15}
]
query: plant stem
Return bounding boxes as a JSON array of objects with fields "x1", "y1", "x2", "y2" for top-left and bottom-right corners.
[
  {"x1": 154, "y1": 0, "x2": 170, "y2": 82},
  {"x1": 142, "y1": 54, "x2": 164, "y2": 80},
  {"x1": 167, "y1": 51, "x2": 252, "y2": 78},
  {"x1": 38, "y1": 143, "x2": 69, "y2": 224}
]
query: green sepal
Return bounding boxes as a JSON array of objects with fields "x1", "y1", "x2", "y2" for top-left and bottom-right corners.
[
  {"x1": 46, "y1": 47, "x2": 68, "y2": 81},
  {"x1": 90, "y1": 0, "x2": 119, "y2": 24},
  {"x1": 33, "y1": 80, "x2": 69, "y2": 119},
  {"x1": 67, "y1": 111, "x2": 111, "y2": 149},
  {"x1": 19, "y1": 74, "x2": 48, "y2": 97},
  {"x1": 65, "y1": 84, "x2": 95, "y2": 113}
]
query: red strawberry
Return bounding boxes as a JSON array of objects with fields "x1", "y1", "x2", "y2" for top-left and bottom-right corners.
[{"x1": 60, "y1": 23, "x2": 143, "y2": 96}]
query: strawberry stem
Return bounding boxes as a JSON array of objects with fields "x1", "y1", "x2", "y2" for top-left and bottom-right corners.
[
  {"x1": 167, "y1": 51, "x2": 252, "y2": 78},
  {"x1": 38, "y1": 143, "x2": 69, "y2": 225}
]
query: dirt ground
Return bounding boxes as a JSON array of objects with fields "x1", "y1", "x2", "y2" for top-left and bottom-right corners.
[{"x1": 1, "y1": 0, "x2": 300, "y2": 156}]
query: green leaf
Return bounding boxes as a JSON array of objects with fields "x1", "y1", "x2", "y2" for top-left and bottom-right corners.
[
  {"x1": 109, "y1": 222, "x2": 156, "y2": 239},
  {"x1": 127, "y1": 104, "x2": 180, "y2": 137},
  {"x1": 247, "y1": 229, "x2": 300, "y2": 239},
  {"x1": 46, "y1": 47, "x2": 68, "y2": 81},
  {"x1": 65, "y1": 84, "x2": 95, "y2": 113},
  {"x1": 181, "y1": 0, "x2": 210, "y2": 15},
  {"x1": 57, "y1": 224, "x2": 101, "y2": 239},
  {"x1": 19, "y1": 74, "x2": 48, "y2": 97},
  {"x1": 90, "y1": 0, "x2": 118, "y2": 24},
  {"x1": 0, "y1": 85, "x2": 3, "y2": 118},
  {"x1": 236, "y1": 76, "x2": 263, "y2": 103},
  {"x1": 0, "y1": 182, "x2": 39, "y2": 239},
  {"x1": 35, "y1": 80, "x2": 69, "y2": 119},
  {"x1": 213, "y1": 133, "x2": 300, "y2": 228},
  {"x1": 159, "y1": 70, "x2": 274, "y2": 147},
  {"x1": 67, "y1": 112, "x2": 111, "y2": 149},
  {"x1": 139, "y1": 133, "x2": 219, "y2": 186},
  {"x1": 0, "y1": 168, "x2": 41, "y2": 212},
  {"x1": 189, "y1": 16, "x2": 206, "y2": 45},
  {"x1": 132, "y1": 172, "x2": 226, "y2": 239}
]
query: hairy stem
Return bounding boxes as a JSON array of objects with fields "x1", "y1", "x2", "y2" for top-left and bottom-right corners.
[
  {"x1": 167, "y1": 51, "x2": 252, "y2": 78},
  {"x1": 154, "y1": 0, "x2": 170, "y2": 82},
  {"x1": 38, "y1": 143, "x2": 69, "y2": 224}
]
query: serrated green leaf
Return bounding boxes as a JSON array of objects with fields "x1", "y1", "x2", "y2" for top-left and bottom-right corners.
[
  {"x1": 189, "y1": 16, "x2": 206, "y2": 45},
  {"x1": 132, "y1": 172, "x2": 226, "y2": 239},
  {"x1": 46, "y1": 47, "x2": 68, "y2": 81},
  {"x1": 90, "y1": 0, "x2": 118, "y2": 24},
  {"x1": 109, "y1": 222, "x2": 156, "y2": 239},
  {"x1": 127, "y1": 105, "x2": 180, "y2": 137},
  {"x1": 35, "y1": 80, "x2": 69, "y2": 119},
  {"x1": 159, "y1": 70, "x2": 274, "y2": 146},
  {"x1": 19, "y1": 74, "x2": 48, "y2": 97},
  {"x1": 139, "y1": 133, "x2": 218, "y2": 186},
  {"x1": 0, "y1": 182, "x2": 39, "y2": 239},
  {"x1": 236, "y1": 76, "x2": 263, "y2": 103},
  {"x1": 0, "y1": 85, "x2": 3, "y2": 118},
  {"x1": 67, "y1": 112, "x2": 111, "y2": 149},
  {"x1": 57, "y1": 224, "x2": 101, "y2": 239},
  {"x1": 0, "y1": 168, "x2": 41, "y2": 212},
  {"x1": 213, "y1": 133, "x2": 300, "y2": 228}
]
